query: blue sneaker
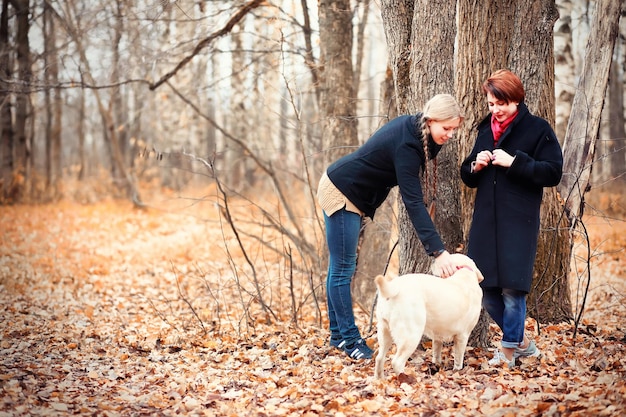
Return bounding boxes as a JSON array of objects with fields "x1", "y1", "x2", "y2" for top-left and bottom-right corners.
[
  {"x1": 342, "y1": 339, "x2": 373, "y2": 360},
  {"x1": 330, "y1": 335, "x2": 343, "y2": 349}
]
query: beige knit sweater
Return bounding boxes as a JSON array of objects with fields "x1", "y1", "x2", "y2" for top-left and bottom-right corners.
[{"x1": 317, "y1": 171, "x2": 363, "y2": 217}]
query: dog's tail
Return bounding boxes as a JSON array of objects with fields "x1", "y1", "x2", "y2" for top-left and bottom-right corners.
[{"x1": 375, "y1": 274, "x2": 401, "y2": 299}]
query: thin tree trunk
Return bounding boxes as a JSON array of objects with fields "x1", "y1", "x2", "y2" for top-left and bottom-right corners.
[
  {"x1": 43, "y1": 1, "x2": 61, "y2": 201},
  {"x1": 319, "y1": 0, "x2": 358, "y2": 166},
  {"x1": 0, "y1": 0, "x2": 13, "y2": 202},
  {"x1": 608, "y1": 54, "x2": 625, "y2": 183},
  {"x1": 13, "y1": 0, "x2": 31, "y2": 202}
]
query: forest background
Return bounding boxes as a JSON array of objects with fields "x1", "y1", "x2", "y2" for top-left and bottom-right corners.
[{"x1": 0, "y1": 0, "x2": 625, "y2": 416}]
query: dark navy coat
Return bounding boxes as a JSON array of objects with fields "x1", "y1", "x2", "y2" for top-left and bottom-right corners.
[
  {"x1": 327, "y1": 114, "x2": 445, "y2": 255},
  {"x1": 460, "y1": 103, "x2": 563, "y2": 293}
]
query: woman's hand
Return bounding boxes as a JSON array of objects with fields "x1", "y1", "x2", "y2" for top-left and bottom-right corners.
[
  {"x1": 492, "y1": 149, "x2": 515, "y2": 168},
  {"x1": 432, "y1": 250, "x2": 456, "y2": 278},
  {"x1": 472, "y1": 150, "x2": 493, "y2": 172}
]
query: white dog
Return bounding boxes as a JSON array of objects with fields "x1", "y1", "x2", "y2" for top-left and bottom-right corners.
[{"x1": 374, "y1": 253, "x2": 484, "y2": 379}]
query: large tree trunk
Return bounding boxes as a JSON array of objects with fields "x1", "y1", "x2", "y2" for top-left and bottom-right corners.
[
  {"x1": 380, "y1": 0, "x2": 458, "y2": 275},
  {"x1": 456, "y1": 0, "x2": 516, "y2": 348},
  {"x1": 380, "y1": 0, "x2": 468, "y2": 344},
  {"x1": 317, "y1": 0, "x2": 359, "y2": 322},
  {"x1": 456, "y1": 0, "x2": 571, "y2": 325},
  {"x1": 508, "y1": 0, "x2": 571, "y2": 324}
]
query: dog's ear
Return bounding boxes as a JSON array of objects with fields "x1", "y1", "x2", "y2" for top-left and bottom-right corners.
[
  {"x1": 475, "y1": 267, "x2": 485, "y2": 283},
  {"x1": 375, "y1": 274, "x2": 385, "y2": 287}
]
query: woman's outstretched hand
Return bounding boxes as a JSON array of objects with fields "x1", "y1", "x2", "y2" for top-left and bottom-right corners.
[{"x1": 433, "y1": 250, "x2": 456, "y2": 278}]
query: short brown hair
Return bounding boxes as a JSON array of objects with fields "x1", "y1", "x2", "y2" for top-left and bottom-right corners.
[{"x1": 482, "y1": 69, "x2": 525, "y2": 104}]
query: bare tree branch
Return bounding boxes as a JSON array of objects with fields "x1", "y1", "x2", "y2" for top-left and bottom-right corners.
[{"x1": 149, "y1": 0, "x2": 267, "y2": 91}]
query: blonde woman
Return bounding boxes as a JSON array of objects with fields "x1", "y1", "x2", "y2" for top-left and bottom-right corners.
[{"x1": 318, "y1": 94, "x2": 464, "y2": 361}]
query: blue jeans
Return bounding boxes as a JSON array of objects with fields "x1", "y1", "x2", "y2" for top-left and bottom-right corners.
[
  {"x1": 324, "y1": 208, "x2": 363, "y2": 344},
  {"x1": 482, "y1": 287, "x2": 527, "y2": 348}
]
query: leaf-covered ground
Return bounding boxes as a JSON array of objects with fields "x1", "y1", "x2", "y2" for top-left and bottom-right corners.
[{"x1": 1, "y1": 197, "x2": 624, "y2": 416}]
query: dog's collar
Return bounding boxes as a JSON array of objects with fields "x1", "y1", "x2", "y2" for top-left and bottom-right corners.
[{"x1": 456, "y1": 265, "x2": 474, "y2": 272}]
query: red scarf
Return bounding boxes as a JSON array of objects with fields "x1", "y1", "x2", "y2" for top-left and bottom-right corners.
[{"x1": 491, "y1": 110, "x2": 518, "y2": 144}]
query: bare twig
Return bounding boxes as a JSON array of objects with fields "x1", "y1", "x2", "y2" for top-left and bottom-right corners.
[
  {"x1": 171, "y1": 261, "x2": 207, "y2": 334},
  {"x1": 572, "y1": 220, "x2": 592, "y2": 341},
  {"x1": 286, "y1": 245, "x2": 298, "y2": 327}
]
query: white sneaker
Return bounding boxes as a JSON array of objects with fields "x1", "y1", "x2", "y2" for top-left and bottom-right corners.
[
  {"x1": 514, "y1": 340, "x2": 541, "y2": 359},
  {"x1": 488, "y1": 350, "x2": 515, "y2": 367}
]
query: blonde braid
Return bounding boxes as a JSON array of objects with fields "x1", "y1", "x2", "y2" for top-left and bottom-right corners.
[
  {"x1": 418, "y1": 112, "x2": 435, "y2": 210},
  {"x1": 419, "y1": 94, "x2": 463, "y2": 217}
]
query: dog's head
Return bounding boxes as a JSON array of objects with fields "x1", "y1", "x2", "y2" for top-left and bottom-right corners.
[{"x1": 432, "y1": 253, "x2": 484, "y2": 283}]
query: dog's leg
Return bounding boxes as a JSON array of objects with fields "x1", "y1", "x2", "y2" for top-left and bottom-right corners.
[
  {"x1": 374, "y1": 323, "x2": 392, "y2": 379},
  {"x1": 391, "y1": 325, "x2": 423, "y2": 376},
  {"x1": 432, "y1": 339, "x2": 443, "y2": 366},
  {"x1": 452, "y1": 334, "x2": 469, "y2": 370}
]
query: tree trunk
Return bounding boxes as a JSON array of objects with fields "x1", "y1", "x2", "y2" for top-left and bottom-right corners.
[
  {"x1": 227, "y1": 24, "x2": 247, "y2": 191},
  {"x1": 507, "y1": 0, "x2": 572, "y2": 324},
  {"x1": 379, "y1": 0, "x2": 458, "y2": 279},
  {"x1": 13, "y1": 0, "x2": 31, "y2": 202},
  {"x1": 607, "y1": 54, "x2": 625, "y2": 184},
  {"x1": 554, "y1": 0, "x2": 577, "y2": 143},
  {"x1": 110, "y1": 0, "x2": 128, "y2": 193},
  {"x1": 0, "y1": 0, "x2": 13, "y2": 202},
  {"x1": 43, "y1": 1, "x2": 62, "y2": 202},
  {"x1": 456, "y1": 0, "x2": 572, "y2": 325},
  {"x1": 455, "y1": 0, "x2": 516, "y2": 348},
  {"x1": 319, "y1": 0, "x2": 358, "y2": 166}
]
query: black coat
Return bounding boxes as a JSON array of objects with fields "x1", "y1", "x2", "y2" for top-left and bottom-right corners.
[
  {"x1": 460, "y1": 103, "x2": 563, "y2": 293},
  {"x1": 327, "y1": 114, "x2": 445, "y2": 255}
]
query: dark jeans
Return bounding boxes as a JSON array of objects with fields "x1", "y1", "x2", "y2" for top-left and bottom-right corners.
[
  {"x1": 324, "y1": 208, "x2": 363, "y2": 344},
  {"x1": 482, "y1": 287, "x2": 527, "y2": 348}
]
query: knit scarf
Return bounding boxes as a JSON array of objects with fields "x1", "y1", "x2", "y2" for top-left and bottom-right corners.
[{"x1": 491, "y1": 110, "x2": 518, "y2": 145}]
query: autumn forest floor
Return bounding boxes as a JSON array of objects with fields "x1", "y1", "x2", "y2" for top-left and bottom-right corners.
[{"x1": 1, "y1": 187, "x2": 625, "y2": 417}]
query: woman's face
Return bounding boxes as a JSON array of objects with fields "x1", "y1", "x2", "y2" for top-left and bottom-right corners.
[
  {"x1": 428, "y1": 117, "x2": 462, "y2": 145},
  {"x1": 486, "y1": 92, "x2": 519, "y2": 122}
]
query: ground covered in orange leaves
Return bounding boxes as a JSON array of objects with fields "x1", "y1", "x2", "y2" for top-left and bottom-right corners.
[{"x1": 0, "y1": 197, "x2": 624, "y2": 416}]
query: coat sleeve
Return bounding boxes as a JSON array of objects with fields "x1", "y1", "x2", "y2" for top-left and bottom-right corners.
[
  {"x1": 394, "y1": 143, "x2": 445, "y2": 255},
  {"x1": 507, "y1": 128, "x2": 563, "y2": 187},
  {"x1": 460, "y1": 135, "x2": 488, "y2": 188}
]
